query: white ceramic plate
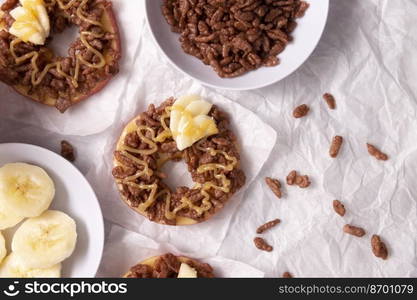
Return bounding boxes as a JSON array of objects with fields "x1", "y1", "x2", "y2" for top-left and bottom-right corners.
[
  {"x1": 0, "y1": 143, "x2": 104, "y2": 278},
  {"x1": 145, "y1": 0, "x2": 329, "y2": 90}
]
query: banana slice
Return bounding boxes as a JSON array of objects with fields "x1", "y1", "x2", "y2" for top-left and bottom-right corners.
[
  {"x1": 0, "y1": 163, "x2": 55, "y2": 218},
  {"x1": 0, "y1": 253, "x2": 61, "y2": 278},
  {"x1": 170, "y1": 95, "x2": 219, "y2": 151},
  {"x1": 0, "y1": 232, "x2": 6, "y2": 264},
  {"x1": 0, "y1": 204, "x2": 24, "y2": 230},
  {"x1": 21, "y1": 0, "x2": 50, "y2": 36},
  {"x1": 12, "y1": 210, "x2": 77, "y2": 269}
]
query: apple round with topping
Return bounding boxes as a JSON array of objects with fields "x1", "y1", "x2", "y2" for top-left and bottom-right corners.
[
  {"x1": 0, "y1": 0, "x2": 121, "y2": 112},
  {"x1": 112, "y1": 95, "x2": 246, "y2": 226}
]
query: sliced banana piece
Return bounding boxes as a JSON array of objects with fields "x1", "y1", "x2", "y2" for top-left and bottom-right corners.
[
  {"x1": 0, "y1": 204, "x2": 24, "y2": 230},
  {"x1": 0, "y1": 163, "x2": 55, "y2": 218},
  {"x1": 12, "y1": 210, "x2": 77, "y2": 269},
  {"x1": 0, "y1": 232, "x2": 6, "y2": 264},
  {"x1": 0, "y1": 253, "x2": 61, "y2": 278},
  {"x1": 170, "y1": 94, "x2": 200, "y2": 137}
]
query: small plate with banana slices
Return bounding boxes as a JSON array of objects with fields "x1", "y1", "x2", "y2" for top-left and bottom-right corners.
[{"x1": 0, "y1": 143, "x2": 104, "y2": 278}]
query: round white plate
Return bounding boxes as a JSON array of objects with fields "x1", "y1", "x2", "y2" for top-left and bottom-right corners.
[
  {"x1": 0, "y1": 143, "x2": 104, "y2": 278},
  {"x1": 145, "y1": 0, "x2": 329, "y2": 90}
]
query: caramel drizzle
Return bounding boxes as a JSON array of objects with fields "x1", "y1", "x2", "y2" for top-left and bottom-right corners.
[
  {"x1": 116, "y1": 107, "x2": 238, "y2": 221},
  {"x1": 8, "y1": 0, "x2": 107, "y2": 90},
  {"x1": 171, "y1": 144, "x2": 237, "y2": 217}
]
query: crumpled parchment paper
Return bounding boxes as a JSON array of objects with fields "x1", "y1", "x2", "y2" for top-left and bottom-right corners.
[
  {"x1": 97, "y1": 225, "x2": 264, "y2": 278},
  {"x1": 217, "y1": 0, "x2": 417, "y2": 277},
  {"x1": 0, "y1": 0, "x2": 416, "y2": 277}
]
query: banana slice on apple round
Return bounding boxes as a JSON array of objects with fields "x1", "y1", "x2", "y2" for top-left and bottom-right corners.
[
  {"x1": 0, "y1": 253, "x2": 61, "y2": 278},
  {"x1": 0, "y1": 232, "x2": 6, "y2": 264},
  {"x1": 0, "y1": 204, "x2": 24, "y2": 230},
  {"x1": 0, "y1": 163, "x2": 55, "y2": 218},
  {"x1": 12, "y1": 210, "x2": 77, "y2": 269}
]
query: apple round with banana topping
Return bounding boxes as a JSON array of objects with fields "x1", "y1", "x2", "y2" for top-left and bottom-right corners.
[
  {"x1": 0, "y1": 0, "x2": 121, "y2": 112},
  {"x1": 0, "y1": 162, "x2": 77, "y2": 278},
  {"x1": 124, "y1": 253, "x2": 214, "y2": 278},
  {"x1": 112, "y1": 95, "x2": 246, "y2": 226}
]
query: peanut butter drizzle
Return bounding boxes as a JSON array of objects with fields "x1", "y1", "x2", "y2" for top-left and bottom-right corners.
[
  {"x1": 9, "y1": 0, "x2": 107, "y2": 91},
  {"x1": 116, "y1": 106, "x2": 238, "y2": 221},
  {"x1": 154, "y1": 108, "x2": 172, "y2": 143}
]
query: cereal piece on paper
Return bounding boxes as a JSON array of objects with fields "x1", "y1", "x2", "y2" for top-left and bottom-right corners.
[
  {"x1": 287, "y1": 170, "x2": 311, "y2": 188},
  {"x1": 265, "y1": 177, "x2": 282, "y2": 199},
  {"x1": 295, "y1": 175, "x2": 311, "y2": 188},
  {"x1": 333, "y1": 200, "x2": 346, "y2": 217},
  {"x1": 343, "y1": 224, "x2": 366, "y2": 237},
  {"x1": 371, "y1": 235, "x2": 388, "y2": 260},
  {"x1": 286, "y1": 170, "x2": 297, "y2": 185},
  {"x1": 61, "y1": 140, "x2": 75, "y2": 162},
  {"x1": 367, "y1": 143, "x2": 389, "y2": 161},
  {"x1": 323, "y1": 93, "x2": 336, "y2": 110},
  {"x1": 293, "y1": 104, "x2": 310, "y2": 118},
  {"x1": 329, "y1": 136, "x2": 343, "y2": 158}
]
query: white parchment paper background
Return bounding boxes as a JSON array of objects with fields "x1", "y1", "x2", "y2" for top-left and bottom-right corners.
[{"x1": 0, "y1": 0, "x2": 416, "y2": 277}]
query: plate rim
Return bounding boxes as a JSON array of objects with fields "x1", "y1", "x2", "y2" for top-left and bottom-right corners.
[
  {"x1": 0, "y1": 142, "x2": 104, "y2": 278},
  {"x1": 145, "y1": 0, "x2": 330, "y2": 91}
]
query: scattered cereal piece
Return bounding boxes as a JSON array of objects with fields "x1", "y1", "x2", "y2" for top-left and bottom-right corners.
[
  {"x1": 286, "y1": 170, "x2": 297, "y2": 185},
  {"x1": 61, "y1": 140, "x2": 75, "y2": 162},
  {"x1": 371, "y1": 235, "x2": 388, "y2": 260},
  {"x1": 323, "y1": 93, "x2": 336, "y2": 109},
  {"x1": 367, "y1": 143, "x2": 388, "y2": 161},
  {"x1": 287, "y1": 170, "x2": 311, "y2": 188},
  {"x1": 333, "y1": 200, "x2": 346, "y2": 217}
]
